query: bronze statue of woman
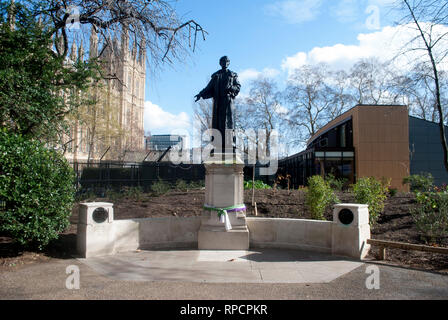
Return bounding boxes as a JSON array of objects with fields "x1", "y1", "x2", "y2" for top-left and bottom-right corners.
[{"x1": 195, "y1": 56, "x2": 241, "y2": 152}]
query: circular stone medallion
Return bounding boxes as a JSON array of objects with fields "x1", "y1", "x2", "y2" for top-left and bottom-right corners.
[
  {"x1": 338, "y1": 208, "x2": 354, "y2": 225},
  {"x1": 92, "y1": 207, "x2": 108, "y2": 223}
]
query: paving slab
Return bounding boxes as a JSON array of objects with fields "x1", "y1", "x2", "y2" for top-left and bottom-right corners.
[
  {"x1": 79, "y1": 248, "x2": 363, "y2": 284},
  {"x1": 1, "y1": 255, "x2": 448, "y2": 299}
]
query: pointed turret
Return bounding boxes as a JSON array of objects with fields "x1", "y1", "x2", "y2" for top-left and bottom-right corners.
[
  {"x1": 101, "y1": 34, "x2": 112, "y2": 60},
  {"x1": 55, "y1": 34, "x2": 64, "y2": 56},
  {"x1": 89, "y1": 27, "x2": 98, "y2": 59},
  {"x1": 7, "y1": 0, "x2": 16, "y2": 30},
  {"x1": 113, "y1": 35, "x2": 119, "y2": 56},
  {"x1": 78, "y1": 40, "x2": 84, "y2": 61},
  {"x1": 131, "y1": 40, "x2": 137, "y2": 60},
  {"x1": 139, "y1": 35, "x2": 146, "y2": 66},
  {"x1": 70, "y1": 41, "x2": 78, "y2": 62},
  {"x1": 121, "y1": 24, "x2": 129, "y2": 60},
  {"x1": 37, "y1": 15, "x2": 43, "y2": 28}
]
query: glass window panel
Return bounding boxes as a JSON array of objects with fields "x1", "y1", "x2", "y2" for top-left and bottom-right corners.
[
  {"x1": 325, "y1": 152, "x2": 342, "y2": 157},
  {"x1": 341, "y1": 160, "x2": 354, "y2": 183},
  {"x1": 340, "y1": 124, "x2": 346, "y2": 148},
  {"x1": 324, "y1": 160, "x2": 342, "y2": 177},
  {"x1": 342, "y1": 152, "x2": 354, "y2": 157}
]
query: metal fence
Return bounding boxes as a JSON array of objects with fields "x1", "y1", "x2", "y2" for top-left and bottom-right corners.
[
  {"x1": 71, "y1": 161, "x2": 275, "y2": 192},
  {"x1": 71, "y1": 161, "x2": 206, "y2": 192}
]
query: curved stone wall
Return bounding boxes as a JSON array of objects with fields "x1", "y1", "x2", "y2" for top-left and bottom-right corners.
[
  {"x1": 111, "y1": 217, "x2": 332, "y2": 254},
  {"x1": 78, "y1": 203, "x2": 370, "y2": 259},
  {"x1": 246, "y1": 218, "x2": 332, "y2": 253}
]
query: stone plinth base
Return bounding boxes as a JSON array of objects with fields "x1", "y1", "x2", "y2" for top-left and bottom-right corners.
[
  {"x1": 198, "y1": 153, "x2": 249, "y2": 250},
  {"x1": 198, "y1": 225, "x2": 249, "y2": 250},
  {"x1": 332, "y1": 204, "x2": 371, "y2": 260},
  {"x1": 77, "y1": 202, "x2": 115, "y2": 258}
]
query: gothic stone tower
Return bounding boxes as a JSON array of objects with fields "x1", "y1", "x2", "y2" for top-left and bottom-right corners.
[
  {"x1": 65, "y1": 26, "x2": 146, "y2": 162},
  {"x1": 115, "y1": 26, "x2": 146, "y2": 154}
]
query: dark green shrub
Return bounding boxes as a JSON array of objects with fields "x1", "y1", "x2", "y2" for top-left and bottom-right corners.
[
  {"x1": 403, "y1": 173, "x2": 434, "y2": 193},
  {"x1": 0, "y1": 130, "x2": 75, "y2": 249},
  {"x1": 388, "y1": 188, "x2": 398, "y2": 197},
  {"x1": 352, "y1": 177, "x2": 390, "y2": 225},
  {"x1": 412, "y1": 192, "x2": 448, "y2": 244},
  {"x1": 103, "y1": 189, "x2": 120, "y2": 201},
  {"x1": 175, "y1": 179, "x2": 189, "y2": 192},
  {"x1": 123, "y1": 186, "x2": 143, "y2": 201},
  {"x1": 325, "y1": 173, "x2": 348, "y2": 191},
  {"x1": 151, "y1": 179, "x2": 171, "y2": 196},
  {"x1": 305, "y1": 175, "x2": 339, "y2": 220},
  {"x1": 188, "y1": 180, "x2": 205, "y2": 189},
  {"x1": 244, "y1": 180, "x2": 272, "y2": 190}
]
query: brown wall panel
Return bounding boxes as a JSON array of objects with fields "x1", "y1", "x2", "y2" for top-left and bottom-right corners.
[{"x1": 355, "y1": 106, "x2": 410, "y2": 191}]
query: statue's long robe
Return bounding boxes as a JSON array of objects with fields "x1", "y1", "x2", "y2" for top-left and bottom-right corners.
[{"x1": 198, "y1": 69, "x2": 241, "y2": 150}]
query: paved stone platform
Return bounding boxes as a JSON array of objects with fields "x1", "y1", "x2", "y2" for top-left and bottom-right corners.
[{"x1": 79, "y1": 248, "x2": 363, "y2": 283}]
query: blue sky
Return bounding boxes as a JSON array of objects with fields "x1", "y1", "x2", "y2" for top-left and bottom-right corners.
[{"x1": 144, "y1": 0, "x2": 400, "y2": 136}]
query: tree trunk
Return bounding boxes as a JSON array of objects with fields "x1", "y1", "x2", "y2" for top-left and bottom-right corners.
[{"x1": 404, "y1": 0, "x2": 448, "y2": 172}]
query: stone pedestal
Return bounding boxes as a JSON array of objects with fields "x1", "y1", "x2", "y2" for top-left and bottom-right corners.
[
  {"x1": 77, "y1": 202, "x2": 115, "y2": 258},
  {"x1": 198, "y1": 153, "x2": 249, "y2": 250},
  {"x1": 332, "y1": 204, "x2": 371, "y2": 260}
]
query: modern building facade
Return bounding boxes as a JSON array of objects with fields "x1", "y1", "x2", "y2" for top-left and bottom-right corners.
[
  {"x1": 409, "y1": 116, "x2": 448, "y2": 186},
  {"x1": 279, "y1": 104, "x2": 448, "y2": 191},
  {"x1": 146, "y1": 134, "x2": 184, "y2": 151}
]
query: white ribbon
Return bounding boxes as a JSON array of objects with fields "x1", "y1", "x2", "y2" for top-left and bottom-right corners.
[{"x1": 219, "y1": 210, "x2": 233, "y2": 231}]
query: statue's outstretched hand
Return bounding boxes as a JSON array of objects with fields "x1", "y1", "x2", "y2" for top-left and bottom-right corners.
[{"x1": 194, "y1": 94, "x2": 201, "y2": 102}]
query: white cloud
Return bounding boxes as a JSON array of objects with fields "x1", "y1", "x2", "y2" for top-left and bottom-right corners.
[
  {"x1": 144, "y1": 101, "x2": 190, "y2": 134},
  {"x1": 238, "y1": 67, "x2": 280, "y2": 84},
  {"x1": 238, "y1": 69, "x2": 261, "y2": 84},
  {"x1": 281, "y1": 52, "x2": 308, "y2": 75},
  {"x1": 264, "y1": 0, "x2": 323, "y2": 24},
  {"x1": 281, "y1": 23, "x2": 448, "y2": 77}
]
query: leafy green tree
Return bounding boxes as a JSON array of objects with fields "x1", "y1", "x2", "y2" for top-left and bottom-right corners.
[
  {"x1": 0, "y1": 4, "x2": 95, "y2": 249},
  {"x1": 0, "y1": 3, "x2": 99, "y2": 144}
]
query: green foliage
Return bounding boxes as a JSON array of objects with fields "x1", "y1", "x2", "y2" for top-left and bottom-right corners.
[
  {"x1": 403, "y1": 173, "x2": 434, "y2": 193},
  {"x1": 0, "y1": 130, "x2": 76, "y2": 249},
  {"x1": 352, "y1": 177, "x2": 390, "y2": 225},
  {"x1": 325, "y1": 173, "x2": 348, "y2": 191},
  {"x1": 412, "y1": 192, "x2": 448, "y2": 243},
  {"x1": 305, "y1": 175, "x2": 339, "y2": 220},
  {"x1": 175, "y1": 179, "x2": 189, "y2": 192},
  {"x1": 104, "y1": 189, "x2": 124, "y2": 202},
  {"x1": 75, "y1": 189, "x2": 97, "y2": 202},
  {"x1": 151, "y1": 180, "x2": 171, "y2": 196},
  {"x1": 123, "y1": 186, "x2": 144, "y2": 201},
  {"x1": 188, "y1": 180, "x2": 205, "y2": 189},
  {"x1": 0, "y1": 3, "x2": 100, "y2": 144},
  {"x1": 388, "y1": 188, "x2": 398, "y2": 197},
  {"x1": 244, "y1": 180, "x2": 272, "y2": 190}
]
